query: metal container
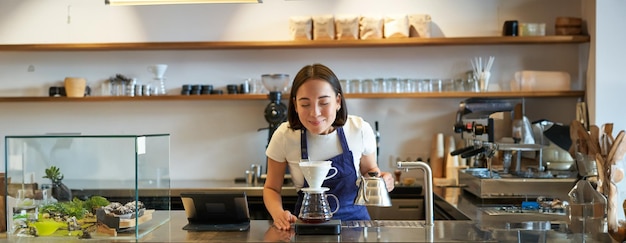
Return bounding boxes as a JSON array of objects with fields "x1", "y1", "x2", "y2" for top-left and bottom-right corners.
[
  {"x1": 354, "y1": 172, "x2": 392, "y2": 207},
  {"x1": 458, "y1": 169, "x2": 576, "y2": 199}
]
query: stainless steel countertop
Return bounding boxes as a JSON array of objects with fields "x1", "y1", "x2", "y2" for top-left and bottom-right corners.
[
  {"x1": 1, "y1": 211, "x2": 612, "y2": 242},
  {"x1": 2, "y1": 181, "x2": 615, "y2": 242}
]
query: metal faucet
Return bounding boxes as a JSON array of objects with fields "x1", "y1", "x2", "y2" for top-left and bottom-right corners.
[{"x1": 396, "y1": 161, "x2": 433, "y2": 227}]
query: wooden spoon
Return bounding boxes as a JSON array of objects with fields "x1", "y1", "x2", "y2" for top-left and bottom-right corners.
[
  {"x1": 590, "y1": 125, "x2": 601, "y2": 155},
  {"x1": 601, "y1": 133, "x2": 609, "y2": 156},
  {"x1": 609, "y1": 131, "x2": 626, "y2": 165},
  {"x1": 604, "y1": 123, "x2": 615, "y2": 143},
  {"x1": 573, "y1": 120, "x2": 595, "y2": 154}
]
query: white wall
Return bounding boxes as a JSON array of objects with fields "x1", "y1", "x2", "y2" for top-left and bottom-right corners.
[
  {"x1": 0, "y1": 0, "x2": 583, "y2": 180},
  {"x1": 583, "y1": 0, "x2": 626, "y2": 223},
  {"x1": 590, "y1": 0, "x2": 626, "y2": 132}
]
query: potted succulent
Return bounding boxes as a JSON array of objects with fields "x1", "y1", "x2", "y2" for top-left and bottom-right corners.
[{"x1": 43, "y1": 166, "x2": 72, "y2": 201}]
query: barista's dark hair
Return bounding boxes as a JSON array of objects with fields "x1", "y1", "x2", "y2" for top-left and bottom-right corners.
[{"x1": 288, "y1": 63, "x2": 347, "y2": 130}]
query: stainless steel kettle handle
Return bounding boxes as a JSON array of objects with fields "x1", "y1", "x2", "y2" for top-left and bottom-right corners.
[{"x1": 359, "y1": 176, "x2": 369, "y2": 202}]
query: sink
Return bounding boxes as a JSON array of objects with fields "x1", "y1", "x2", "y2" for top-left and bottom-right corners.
[{"x1": 389, "y1": 185, "x2": 422, "y2": 198}]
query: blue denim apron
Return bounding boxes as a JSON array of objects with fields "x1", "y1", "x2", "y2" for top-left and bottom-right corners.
[{"x1": 294, "y1": 128, "x2": 371, "y2": 221}]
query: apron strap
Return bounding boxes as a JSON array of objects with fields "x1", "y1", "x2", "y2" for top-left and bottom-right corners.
[
  {"x1": 300, "y1": 129, "x2": 309, "y2": 161},
  {"x1": 336, "y1": 127, "x2": 349, "y2": 152},
  {"x1": 301, "y1": 127, "x2": 346, "y2": 161}
]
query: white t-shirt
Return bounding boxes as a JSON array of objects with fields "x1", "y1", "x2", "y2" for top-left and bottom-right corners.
[{"x1": 265, "y1": 115, "x2": 377, "y2": 190}]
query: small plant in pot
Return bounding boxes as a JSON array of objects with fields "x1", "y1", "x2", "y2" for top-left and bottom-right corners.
[{"x1": 43, "y1": 166, "x2": 72, "y2": 201}]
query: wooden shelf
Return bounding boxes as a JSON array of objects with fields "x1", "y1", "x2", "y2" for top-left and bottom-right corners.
[
  {"x1": 0, "y1": 36, "x2": 590, "y2": 51},
  {"x1": 0, "y1": 36, "x2": 587, "y2": 102},
  {"x1": 345, "y1": 91, "x2": 585, "y2": 99},
  {"x1": 0, "y1": 91, "x2": 584, "y2": 102}
]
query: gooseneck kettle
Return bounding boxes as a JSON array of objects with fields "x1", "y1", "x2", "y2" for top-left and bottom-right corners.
[{"x1": 354, "y1": 172, "x2": 392, "y2": 207}]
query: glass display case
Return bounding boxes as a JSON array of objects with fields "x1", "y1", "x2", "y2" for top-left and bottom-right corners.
[{"x1": 4, "y1": 134, "x2": 171, "y2": 240}]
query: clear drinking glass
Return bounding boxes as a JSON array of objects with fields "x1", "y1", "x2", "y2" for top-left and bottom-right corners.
[
  {"x1": 442, "y1": 79, "x2": 455, "y2": 92},
  {"x1": 340, "y1": 79, "x2": 350, "y2": 93},
  {"x1": 399, "y1": 79, "x2": 410, "y2": 93},
  {"x1": 374, "y1": 78, "x2": 385, "y2": 93},
  {"x1": 465, "y1": 78, "x2": 479, "y2": 92},
  {"x1": 453, "y1": 79, "x2": 465, "y2": 91},
  {"x1": 385, "y1": 78, "x2": 399, "y2": 93},
  {"x1": 417, "y1": 79, "x2": 431, "y2": 92},
  {"x1": 432, "y1": 79, "x2": 443, "y2": 92},
  {"x1": 349, "y1": 79, "x2": 362, "y2": 93},
  {"x1": 406, "y1": 79, "x2": 417, "y2": 93},
  {"x1": 362, "y1": 79, "x2": 378, "y2": 93}
]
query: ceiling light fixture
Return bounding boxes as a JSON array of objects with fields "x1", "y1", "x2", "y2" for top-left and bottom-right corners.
[{"x1": 105, "y1": 0, "x2": 262, "y2": 5}]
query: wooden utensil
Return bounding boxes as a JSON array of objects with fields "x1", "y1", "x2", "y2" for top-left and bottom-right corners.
[
  {"x1": 601, "y1": 133, "x2": 608, "y2": 156},
  {"x1": 608, "y1": 131, "x2": 626, "y2": 165},
  {"x1": 604, "y1": 123, "x2": 615, "y2": 142},
  {"x1": 595, "y1": 153, "x2": 608, "y2": 194},
  {"x1": 590, "y1": 125, "x2": 601, "y2": 155},
  {"x1": 601, "y1": 123, "x2": 615, "y2": 156},
  {"x1": 572, "y1": 120, "x2": 595, "y2": 155}
]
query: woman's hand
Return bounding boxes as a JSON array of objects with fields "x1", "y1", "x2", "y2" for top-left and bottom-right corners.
[
  {"x1": 272, "y1": 210, "x2": 297, "y2": 230},
  {"x1": 379, "y1": 171, "x2": 395, "y2": 192}
]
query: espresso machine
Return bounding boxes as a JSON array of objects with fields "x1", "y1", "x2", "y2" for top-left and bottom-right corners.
[
  {"x1": 451, "y1": 98, "x2": 576, "y2": 200},
  {"x1": 452, "y1": 98, "x2": 519, "y2": 168}
]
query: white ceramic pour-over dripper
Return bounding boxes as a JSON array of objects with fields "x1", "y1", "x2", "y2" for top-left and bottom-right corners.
[
  {"x1": 300, "y1": 161, "x2": 338, "y2": 189},
  {"x1": 147, "y1": 64, "x2": 168, "y2": 79}
]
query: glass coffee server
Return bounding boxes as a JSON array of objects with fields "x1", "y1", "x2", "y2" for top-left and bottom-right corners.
[{"x1": 4, "y1": 134, "x2": 171, "y2": 240}]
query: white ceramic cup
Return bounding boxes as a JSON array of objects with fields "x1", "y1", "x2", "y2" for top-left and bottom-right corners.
[
  {"x1": 147, "y1": 64, "x2": 168, "y2": 79},
  {"x1": 300, "y1": 161, "x2": 338, "y2": 189}
]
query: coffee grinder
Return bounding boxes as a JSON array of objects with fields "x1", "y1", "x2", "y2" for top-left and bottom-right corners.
[{"x1": 261, "y1": 74, "x2": 290, "y2": 145}]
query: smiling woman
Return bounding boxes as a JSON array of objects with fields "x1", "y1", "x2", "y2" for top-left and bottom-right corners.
[{"x1": 262, "y1": 63, "x2": 395, "y2": 230}]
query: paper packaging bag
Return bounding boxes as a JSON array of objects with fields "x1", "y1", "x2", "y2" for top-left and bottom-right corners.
[
  {"x1": 359, "y1": 15, "x2": 384, "y2": 40},
  {"x1": 335, "y1": 15, "x2": 359, "y2": 40},
  {"x1": 289, "y1": 16, "x2": 313, "y2": 41},
  {"x1": 408, "y1": 14, "x2": 432, "y2": 38},
  {"x1": 312, "y1": 15, "x2": 335, "y2": 40},
  {"x1": 384, "y1": 14, "x2": 409, "y2": 39}
]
